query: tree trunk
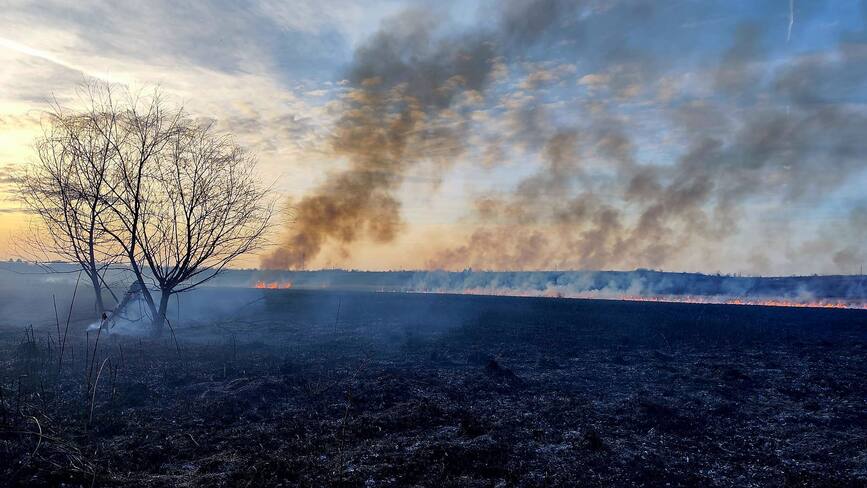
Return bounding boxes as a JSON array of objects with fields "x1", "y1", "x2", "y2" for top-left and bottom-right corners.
[
  {"x1": 152, "y1": 290, "x2": 171, "y2": 336},
  {"x1": 89, "y1": 271, "x2": 106, "y2": 317},
  {"x1": 127, "y1": 258, "x2": 159, "y2": 330}
]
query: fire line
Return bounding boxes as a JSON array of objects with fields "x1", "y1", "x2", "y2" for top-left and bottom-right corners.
[{"x1": 409, "y1": 289, "x2": 867, "y2": 310}]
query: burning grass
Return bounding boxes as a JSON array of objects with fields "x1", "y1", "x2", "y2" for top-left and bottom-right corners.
[
  {"x1": 411, "y1": 288, "x2": 867, "y2": 310},
  {"x1": 254, "y1": 281, "x2": 293, "y2": 289}
]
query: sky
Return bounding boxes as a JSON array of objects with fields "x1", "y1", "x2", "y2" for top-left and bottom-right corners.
[{"x1": 0, "y1": 0, "x2": 866, "y2": 275}]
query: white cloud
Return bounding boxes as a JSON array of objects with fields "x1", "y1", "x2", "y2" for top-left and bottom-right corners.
[{"x1": 578, "y1": 73, "x2": 610, "y2": 86}]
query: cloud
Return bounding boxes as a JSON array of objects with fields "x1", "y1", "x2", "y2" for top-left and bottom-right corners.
[
  {"x1": 519, "y1": 63, "x2": 577, "y2": 90},
  {"x1": 1, "y1": 0, "x2": 361, "y2": 80},
  {"x1": 578, "y1": 73, "x2": 610, "y2": 87},
  {"x1": 0, "y1": 47, "x2": 87, "y2": 103},
  {"x1": 0, "y1": 164, "x2": 22, "y2": 212},
  {"x1": 0, "y1": 163, "x2": 19, "y2": 186},
  {"x1": 3, "y1": 0, "x2": 867, "y2": 274}
]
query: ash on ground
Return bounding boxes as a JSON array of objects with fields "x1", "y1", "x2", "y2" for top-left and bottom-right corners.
[{"x1": 1, "y1": 290, "x2": 865, "y2": 486}]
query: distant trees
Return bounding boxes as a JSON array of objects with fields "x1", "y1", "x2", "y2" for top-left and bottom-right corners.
[{"x1": 19, "y1": 82, "x2": 273, "y2": 334}]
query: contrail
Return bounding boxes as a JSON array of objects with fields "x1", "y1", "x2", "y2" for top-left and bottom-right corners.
[{"x1": 787, "y1": 0, "x2": 794, "y2": 42}]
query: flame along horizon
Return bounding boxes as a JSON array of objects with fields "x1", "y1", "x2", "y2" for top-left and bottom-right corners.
[
  {"x1": 248, "y1": 281, "x2": 867, "y2": 310},
  {"x1": 254, "y1": 280, "x2": 293, "y2": 289},
  {"x1": 413, "y1": 288, "x2": 867, "y2": 310}
]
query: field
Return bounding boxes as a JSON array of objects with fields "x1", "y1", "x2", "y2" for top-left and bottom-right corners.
[{"x1": 1, "y1": 288, "x2": 866, "y2": 487}]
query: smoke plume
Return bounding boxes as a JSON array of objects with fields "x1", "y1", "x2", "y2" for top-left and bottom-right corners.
[
  {"x1": 429, "y1": 4, "x2": 867, "y2": 273},
  {"x1": 262, "y1": 1, "x2": 576, "y2": 269},
  {"x1": 265, "y1": 1, "x2": 867, "y2": 273}
]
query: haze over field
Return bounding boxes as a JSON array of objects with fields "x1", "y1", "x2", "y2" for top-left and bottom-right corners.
[
  {"x1": 3, "y1": 5, "x2": 867, "y2": 485},
  {"x1": 1, "y1": 1, "x2": 866, "y2": 275}
]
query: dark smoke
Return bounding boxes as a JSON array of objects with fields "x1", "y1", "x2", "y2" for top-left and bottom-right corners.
[
  {"x1": 262, "y1": 1, "x2": 577, "y2": 269},
  {"x1": 266, "y1": 1, "x2": 867, "y2": 273},
  {"x1": 429, "y1": 5, "x2": 867, "y2": 273}
]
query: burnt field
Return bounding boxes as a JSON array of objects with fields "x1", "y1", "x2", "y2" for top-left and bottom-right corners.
[{"x1": 1, "y1": 289, "x2": 866, "y2": 487}]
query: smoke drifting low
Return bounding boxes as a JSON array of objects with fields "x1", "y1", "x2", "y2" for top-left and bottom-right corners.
[{"x1": 265, "y1": 1, "x2": 867, "y2": 274}]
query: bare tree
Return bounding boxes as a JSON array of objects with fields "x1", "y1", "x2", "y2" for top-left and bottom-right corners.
[
  {"x1": 91, "y1": 85, "x2": 187, "y2": 330},
  {"x1": 18, "y1": 90, "x2": 121, "y2": 317},
  {"x1": 21, "y1": 81, "x2": 273, "y2": 334},
  {"x1": 127, "y1": 120, "x2": 272, "y2": 333}
]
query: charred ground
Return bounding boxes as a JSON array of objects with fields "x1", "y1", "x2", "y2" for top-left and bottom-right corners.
[{"x1": 1, "y1": 289, "x2": 866, "y2": 487}]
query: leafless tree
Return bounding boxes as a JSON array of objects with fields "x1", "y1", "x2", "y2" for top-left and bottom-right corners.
[
  {"x1": 126, "y1": 119, "x2": 273, "y2": 333},
  {"x1": 21, "y1": 81, "x2": 273, "y2": 334},
  {"x1": 90, "y1": 84, "x2": 187, "y2": 331},
  {"x1": 18, "y1": 88, "x2": 122, "y2": 317}
]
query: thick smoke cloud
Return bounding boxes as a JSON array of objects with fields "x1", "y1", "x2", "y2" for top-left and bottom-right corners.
[
  {"x1": 266, "y1": 1, "x2": 867, "y2": 273},
  {"x1": 262, "y1": 1, "x2": 575, "y2": 269},
  {"x1": 428, "y1": 4, "x2": 867, "y2": 273}
]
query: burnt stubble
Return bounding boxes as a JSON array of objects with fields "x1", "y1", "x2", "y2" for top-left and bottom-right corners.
[{"x1": 1, "y1": 289, "x2": 866, "y2": 487}]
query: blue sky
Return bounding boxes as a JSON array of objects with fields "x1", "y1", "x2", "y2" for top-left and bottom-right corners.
[{"x1": 1, "y1": 0, "x2": 866, "y2": 274}]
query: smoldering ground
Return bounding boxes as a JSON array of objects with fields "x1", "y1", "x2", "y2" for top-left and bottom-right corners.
[
  {"x1": 7, "y1": 263, "x2": 866, "y2": 350},
  {"x1": 263, "y1": 1, "x2": 867, "y2": 275},
  {"x1": 3, "y1": 266, "x2": 867, "y2": 485},
  {"x1": 0, "y1": 264, "x2": 269, "y2": 340}
]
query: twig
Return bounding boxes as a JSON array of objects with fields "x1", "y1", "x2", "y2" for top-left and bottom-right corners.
[
  {"x1": 87, "y1": 325, "x2": 103, "y2": 393},
  {"x1": 88, "y1": 357, "x2": 110, "y2": 427},
  {"x1": 1, "y1": 429, "x2": 96, "y2": 475},
  {"x1": 53, "y1": 295, "x2": 60, "y2": 356},
  {"x1": 16, "y1": 376, "x2": 25, "y2": 414},
  {"x1": 164, "y1": 316, "x2": 182, "y2": 358},
  {"x1": 29, "y1": 416, "x2": 42, "y2": 458},
  {"x1": 58, "y1": 272, "x2": 82, "y2": 371}
]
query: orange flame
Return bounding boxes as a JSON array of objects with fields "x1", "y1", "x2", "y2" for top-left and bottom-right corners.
[
  {"x1": 413, "y1": 288, "x2": 867, "y2": 310},
  {"x1": 246, "y1": 281, "x2": 866, "y2": 310},
  {"x1": 254, "y1": 280, "x2": 293, "y2": 289}
]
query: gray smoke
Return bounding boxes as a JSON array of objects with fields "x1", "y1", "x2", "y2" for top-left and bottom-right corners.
[
  {"x1": 430, "y1": 4, "x2": 867, "y2": 273},
  {"x1": 265, "y1": 1, "x2": 867, "y2": 274},
  {"x1": 263, "y1": 1, "x2": 578, "y2": 269}
]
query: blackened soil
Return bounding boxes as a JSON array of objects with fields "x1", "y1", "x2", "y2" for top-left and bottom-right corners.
[{"x1": 1, "y1": 289, "x2": 866, "y2": 487}]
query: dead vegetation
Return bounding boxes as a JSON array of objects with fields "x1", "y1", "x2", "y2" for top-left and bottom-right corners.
[{"x1": 1, "y1": 289, "x2": 866, "y2": 486}]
